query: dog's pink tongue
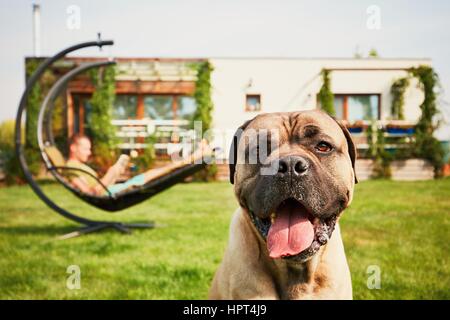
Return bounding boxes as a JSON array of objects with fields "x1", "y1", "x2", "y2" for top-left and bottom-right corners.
[{"x1": 267, "y1": 202, "x2": 314, "y2": 259}]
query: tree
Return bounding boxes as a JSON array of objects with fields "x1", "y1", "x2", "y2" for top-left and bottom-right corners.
[{"x1": 368, "y1": 48, "x2": 379, "y2": 58}]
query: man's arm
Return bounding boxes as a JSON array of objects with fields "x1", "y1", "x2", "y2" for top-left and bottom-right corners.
[
  {"x1": 71, "y1": 176, "x2": 98, "y2": 195},
  {"x1": 98, "y1": 164, "x2": 122, "y2": 188},
  {"x1": 141, "y1": 140, "x2": 212, "y2": 183},
  {"x1": 68, "y1": 163, "x2": 123, "y2": 196}
]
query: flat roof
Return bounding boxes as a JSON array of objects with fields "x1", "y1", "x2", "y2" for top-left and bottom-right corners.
[{"x1": 25, "y1": 56, "x2": 431, "y2": 61}]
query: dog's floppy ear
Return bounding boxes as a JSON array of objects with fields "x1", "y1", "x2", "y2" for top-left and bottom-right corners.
[
  {"x1": 332, "y1": 118, "x2": 359, "y2": 184},
  {"x1": 229, "y1": 119, "x2": 253, "y2": 184}
]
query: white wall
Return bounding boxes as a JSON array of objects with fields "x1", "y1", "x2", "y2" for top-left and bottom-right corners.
[{"x1": 209, "y1": 58, "x2": 430, "y2": 159}]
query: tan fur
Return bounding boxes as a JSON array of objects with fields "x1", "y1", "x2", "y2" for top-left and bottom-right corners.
[
  {"x1": 209, "y1": 208, "x2": 352, "y2": 299},
  {"x1": 209, "y1": 111, "x2": 354, "y2": 300}
]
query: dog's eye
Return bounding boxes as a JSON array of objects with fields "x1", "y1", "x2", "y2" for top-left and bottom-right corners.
[{"x1": 315, "y1": 141, "x2": 333, "y2": 153}]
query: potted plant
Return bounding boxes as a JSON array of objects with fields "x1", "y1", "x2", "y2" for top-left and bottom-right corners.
[{"x1": 346, "y1": 120, "x2": 366, "y2": 134}]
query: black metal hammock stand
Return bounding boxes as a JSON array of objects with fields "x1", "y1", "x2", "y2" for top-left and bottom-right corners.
[{"x1": 15, "y1": 38, "x2": 211, "y2": 238}]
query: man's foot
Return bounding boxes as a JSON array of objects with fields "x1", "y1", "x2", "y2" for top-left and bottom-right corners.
[
  {"x1": 190, "y1": 139, "x2": 213, "y2": 162},
  {"x1": 115, "y1": 154, "x2": 130, "y2": 175}
]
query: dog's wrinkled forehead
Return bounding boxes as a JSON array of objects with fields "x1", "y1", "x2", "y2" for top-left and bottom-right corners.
[
  {"x1": 243, "y1": 111, "x2": 348, "y2": 148},
  {"x1": 229, "y1": 110, "x2": 358, "y2": 185}
]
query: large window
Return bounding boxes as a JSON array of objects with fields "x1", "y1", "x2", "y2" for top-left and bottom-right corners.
[
  {"x1": 72, "y1": 94, "x2": 81, "y2": 134},
  {"x1": 144, "y1": 95, "x2": 174, "y2": 120},
  {"x1": 332, "y1": 94, "x2": 380, "y2": 121},
  {"x1": 177, "y1": 96, "x2": 196, "y2": 121},
  {"x1": 71, "y1": 94, "x2": 93, "y2": 136},
  {"x1": 71, "y1": 93, "x2": 197, "y2": 136},
  {"x1": 113, "y1": 95, "x2": 137, "y2": 119},
  {"x1": 144, "y1": 95, "x2": 196, "y2": 120}
]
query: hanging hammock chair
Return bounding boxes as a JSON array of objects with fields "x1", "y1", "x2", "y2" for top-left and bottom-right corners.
[{"x1": 15, "y1": 38, "x2": 212, "y2": 238}]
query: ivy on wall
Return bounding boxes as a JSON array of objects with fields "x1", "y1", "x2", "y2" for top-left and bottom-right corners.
[
  {"x1": 87, "y1": 65, "x2": 118, "y2": 172},
  {"x1": 390, "y1": 77, "x2": 409, "y2": 120},
  {"x1": 192, "y1": 62, "x2": 214, "y2": 132},
  {"x1": 318, "y1": 69, "x2": 335, "y2": 116},
  {"x1": 388, "y1": 65, "x2": 444, "y2": 176},
  {"x1": 191, "y1": 61, "x2": 216, "y2": 181},
  {"x1": 409, "y1": 66, "x2": 444, "y2": 175}
]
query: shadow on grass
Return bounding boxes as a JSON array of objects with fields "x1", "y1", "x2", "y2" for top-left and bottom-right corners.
[
  {"x1": 0, "y1": 222, "x2": 157, "y2": 238},
  {"x1": 0, "y1": 224, "x2": 80, "y2": 236}
]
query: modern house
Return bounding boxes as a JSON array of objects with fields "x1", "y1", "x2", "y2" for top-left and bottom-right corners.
[
  {"x1": 209, "y1": 57, "x2": 436, "y2": 180},
  {"x1": 210, "y1": 58, "x2": 427, "y2": 152},
  {"x1": 42, "y1": 57, "x2": 205, "y2": 156},
  {"x1": 25, "y1": 56, "x2": 441, "y2": 180}
]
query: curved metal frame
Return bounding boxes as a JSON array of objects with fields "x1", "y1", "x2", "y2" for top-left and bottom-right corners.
[
  {"x1": 49, "y1": 166, "x2": 113, "y2": 198},
  {"x1": 38, "y1": 60, "x2": 116, "y2": 164},
  {"x1": 38, "y1": 61, "x2": 116, "y2": 199},
  {"x1": 14, "y1": 39, "x2": 153, "y2": 237}
]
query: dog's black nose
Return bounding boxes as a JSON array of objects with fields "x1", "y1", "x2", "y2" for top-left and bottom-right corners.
[
  {"x1": 277, "y1": 156, "x2": 309, "y2": 176},
  {"x1": 293, "y1": 156, "x2": 309, "y2": 174}
]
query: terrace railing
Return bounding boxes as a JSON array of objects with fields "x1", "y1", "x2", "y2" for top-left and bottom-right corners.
[
  {"x1": 111, "y1": 119, "x2": 195, "y2": 157},
  {"x1": 345, "y1": 120, "x2": 416, "y2": 153}
]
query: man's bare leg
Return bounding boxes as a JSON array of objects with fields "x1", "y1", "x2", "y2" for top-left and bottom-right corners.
[{"x1": 141, "y1": 140, "x2": 212, "y2": 183}]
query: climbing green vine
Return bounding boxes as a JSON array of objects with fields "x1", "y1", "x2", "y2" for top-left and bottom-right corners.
[
  {"x1": 390, "y1": 77, "x2": 409, "y2": 120},
  {"x1": 87, "y1": 65, "x2": 118, "y2": 172},
  {"x1": 388, "y1": 66, "x2": 443, "y2": 176},
  {"x1": 191, "y1": 61, "x2": 216, "y2": 181},
  {"x1": 409, "y1": 66, "x2": 444, "y2": 175},
  {"x1": 192, "y1": 61, "x2": 214, "y2": 132},
  {"x1": 318, "y1": 69, "x2": 335, "y2": 116}
]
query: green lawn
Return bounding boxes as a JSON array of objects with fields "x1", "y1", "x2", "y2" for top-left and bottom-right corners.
[{"x1": 0, "y1": 179, "x2": 449, "y2": 299}]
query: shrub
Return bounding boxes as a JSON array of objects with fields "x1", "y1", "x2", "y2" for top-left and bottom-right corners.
[
  {"x1": 132, "y1": 135, "x2": 156, "y2": 173},
  {"x1": 24, "y1": 59, "x2": 47, "y2": 176},
  {"x1": 367, "y1": 121, "x2": 392, "y2": 178},
  {"x1": 0, "y1": 120, "x2": 25, "y2": 185}
]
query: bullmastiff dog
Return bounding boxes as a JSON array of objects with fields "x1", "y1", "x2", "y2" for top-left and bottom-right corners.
[{"x1": 209, "y1": 110, "x2": 357, "y2": 300}]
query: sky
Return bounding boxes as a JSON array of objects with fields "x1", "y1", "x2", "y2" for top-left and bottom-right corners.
[{"x1": 1, "y1": 0, "x2": 449, "y2": 139}]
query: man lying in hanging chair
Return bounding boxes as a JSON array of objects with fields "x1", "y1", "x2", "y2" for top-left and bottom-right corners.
[{"x1": 65, "y1": 134, "x2": 212, "y2": 196}]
